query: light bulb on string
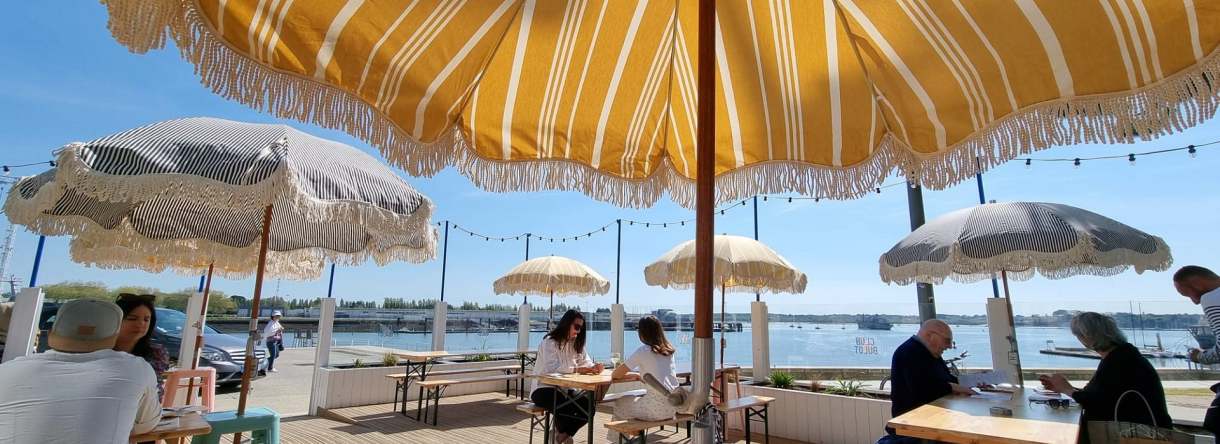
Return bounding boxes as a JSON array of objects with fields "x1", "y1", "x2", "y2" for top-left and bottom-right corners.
[
  {"x1": 875, "y1": 188, "x2": 881, "y2": 194},
  {"x1": 787, "y1": 197, "x2": 792, "y2": 203},
  {"x1": 1025, "y1": 159, "x2": 1031, "y2": 169},
  {"x1": 1189, "y1": 145, "x2": 1197, "y2": 158},
  {"x1": 1074, "y1": 158, "x2": 1081, "y2": 169},
  {"x1": 1128, "y1": 154, "x2": 1136, "y2": 166}
]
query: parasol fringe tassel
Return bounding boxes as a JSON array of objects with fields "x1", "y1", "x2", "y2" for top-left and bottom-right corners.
[
  {"x1": 100, "y1": 0, "x2": 1220, "y2": 208},
  {"x1": 878, "y1": 232, "x2": 1173, "y2": 286},
  {"x1": 12, "y1": 211, "x2": 438, "y2": 282}
]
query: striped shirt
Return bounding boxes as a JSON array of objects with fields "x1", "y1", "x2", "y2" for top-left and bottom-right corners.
[{"x1": 1198, "y1": 288, "x2": 1220, "y2": 364}]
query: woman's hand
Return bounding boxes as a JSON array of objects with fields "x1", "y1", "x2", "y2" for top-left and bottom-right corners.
[{"x1": 1038, "y1": 374, "x2": 1076, "y2": 395}]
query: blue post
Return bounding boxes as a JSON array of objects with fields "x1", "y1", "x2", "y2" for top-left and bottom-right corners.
[
  {"x1": 198, "y1": 275, "x2": 206, "y2": 293},
  {"x1": 616, "y1": 219, "x2": 622, "y2": 305},
  {"x1": 976, "y1": 157, "x2": 1001, "y2": 299},
  {"x1": 524, "y1": 234, "x2": 531, "y2": 305},
  {"x1": 327, "y1": 264, "x2": 336, "y2": 297},
  {"x1": 28, "y1": 235, "x2": 46, "y2": 287},
  {"x1": 753, "y1": 196, "x2": 760, "y2": 302},
  {"x1": 439, "y1": 221, "x2": 449, "y2": 302}
]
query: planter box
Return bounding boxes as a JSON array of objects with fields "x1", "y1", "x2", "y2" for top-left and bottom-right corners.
[
  {"x1": 314, "y1": 360, "x2": 528, "y2": 409},
  {"x1": 735, "y1": 384, "x2": 892, "y2": 444}
]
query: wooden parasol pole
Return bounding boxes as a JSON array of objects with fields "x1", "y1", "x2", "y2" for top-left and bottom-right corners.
[
  {"x1": 692, "y1": 1, "x2": 717, "y2": 441},
  {"x1": 234, "y1": 205, "x2": 273, "y2": 442}
]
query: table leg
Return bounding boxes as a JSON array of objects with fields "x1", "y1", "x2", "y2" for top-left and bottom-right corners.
[{"x1": 586, "y1": 389, "x2": 595, "y2": 444}]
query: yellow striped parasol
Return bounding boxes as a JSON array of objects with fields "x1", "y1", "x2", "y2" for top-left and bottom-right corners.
[{"x1": 97, "y1": 1, "x2": 1220, "y2": 207}]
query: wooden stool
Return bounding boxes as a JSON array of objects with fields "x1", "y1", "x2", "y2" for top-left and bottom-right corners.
[
  {"x1": 194, "y1": 407, "x2": 280, "y2": 444},
  {"x1": 162, "y1": 368, "x2": 216, "y2": 411}
]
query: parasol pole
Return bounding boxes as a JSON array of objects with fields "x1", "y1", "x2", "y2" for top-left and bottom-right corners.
[
  {"x1": 692, "y1": 0, "x2": 717, "y2": 441},
  {"x1": 186, "y1": 263, "x2": 214, "y2": 405},
  {"x1": 549, "y1": 289, "x2": 554, "y2": 331},
  {"x1": 1000, "y1": 270, "x2": 1024, "y2": 387},
  {"x1": 720, "y1": 285, "x2": 727, "y2": 397},
  {"x1": 235, "y1": 204, "x2": 273, "y2": 440}
]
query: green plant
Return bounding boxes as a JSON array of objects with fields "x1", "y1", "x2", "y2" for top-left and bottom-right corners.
[
  {"x1": 767, "y1": 371, "x2": 796, "y2": 389},
  {"x1": 352, "y1": 358, "x2": 366, "y2": 369},
  {"x1": 472, "y1": 338, "x2": 493, "y2": 362},
  {"x1": 382, "y1": 352, "x2": 399, "y2": 367},
  {"x1": 824, "y1": 378, "x2": 864, "y2": 397}
]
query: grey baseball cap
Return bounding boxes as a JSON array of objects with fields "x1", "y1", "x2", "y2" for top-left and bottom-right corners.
[{"x1": 48, "y1": 298, "x2": 123, "y2": 352}]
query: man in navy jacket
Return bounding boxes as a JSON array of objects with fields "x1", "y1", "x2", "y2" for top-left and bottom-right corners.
[{"x1": 886, "y1": 319, "x2": 977, "y2": 436}]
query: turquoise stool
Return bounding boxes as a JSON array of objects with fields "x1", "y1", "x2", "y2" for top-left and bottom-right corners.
[{"x1": 193, "y1": 407, "x2": 280, "y2": 444}]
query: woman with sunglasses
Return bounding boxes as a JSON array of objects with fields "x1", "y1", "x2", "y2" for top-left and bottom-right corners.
[
  {"x1": 606, "y1": 315, "x2": 680, "y2": 441},
  {"x1": 1040, "y1": 312, "x2": 1172, "y2": 440},
  {"x1": 114, "y1": 294, "x2": 170, "y2": 403},
  {"x1": 529, "y1": 309, "x2": 603, "y2": 444}
]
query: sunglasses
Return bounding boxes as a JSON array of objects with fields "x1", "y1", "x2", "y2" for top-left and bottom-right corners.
[
  {"x1": 1030, "y1": 399, "x2": 1074, "y2": 410},
  {"x1": 571, "y1": 323, "x2": 585, "y2": 330},
  {"x1": 117, "y1": 293, "x2": 157, "y2": 303}
]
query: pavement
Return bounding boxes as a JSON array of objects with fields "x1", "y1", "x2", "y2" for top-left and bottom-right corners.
[{"x1": 213, "y1": 346, "x2": 394, "y2": 416}]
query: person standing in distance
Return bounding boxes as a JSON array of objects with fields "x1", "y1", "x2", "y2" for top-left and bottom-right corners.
[
  {"x1": 1174, "y1": 265, "x2": 1220, "y2": 436},
  {"x1": 264, "y1": 310, "x2": 285, "y2": 372}
]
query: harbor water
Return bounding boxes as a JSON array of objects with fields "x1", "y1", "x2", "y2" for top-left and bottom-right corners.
[{"x1": 265, "y1": 322, "x2": 1200, "y2": 370}]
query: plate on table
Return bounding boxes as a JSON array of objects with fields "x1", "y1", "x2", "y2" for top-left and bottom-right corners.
[{"x1": 162, "y1": 405, "x2": 208, "y2": 417}]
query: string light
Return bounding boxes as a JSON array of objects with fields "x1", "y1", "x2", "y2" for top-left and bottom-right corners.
[
  {"x1": 1189, "y1": 145, "x2": 1198, "y2": 158},
  {"x1": 1025, "y1": 159, "x2": 1031, "y2": 169},
  {"x1": 1019, "y1": 140, "x2": 1213, "y2": 169},
  {"x1": 1074, "y1": 158, "x2": 1081, "y2": 169},
  {"x1": 1128, "y1": 153, "x2": 1136, "y2": 166},
  {"x1": 0, "y1": 160, "x2": 57, "y2": 174}
]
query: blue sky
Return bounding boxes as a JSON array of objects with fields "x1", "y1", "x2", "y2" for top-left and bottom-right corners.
[{"x1": 2, "y1": 3, "x2": 1218, "y2": 317}]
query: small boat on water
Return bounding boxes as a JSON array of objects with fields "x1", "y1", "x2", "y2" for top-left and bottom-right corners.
[{"x1": 857, "y1": 315, "x2": 894, "y2": 331}]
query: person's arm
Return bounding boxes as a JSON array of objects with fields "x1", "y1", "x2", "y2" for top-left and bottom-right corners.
[
  {"x1": 573, "y1": 347, "x2": 603, "y2": 374},
  {"x1": 537, "y1": 339, "x2": 566, "y2": 374},
  {"x1": 612, "y1": 349, "x2": 644, "y2": 381},
  {"x1": 1196, "y1": 296, "x2": 1220, "y2": 363},
  {"x1": 130, "y1": 368, "x2": 163, "y2": 435}
]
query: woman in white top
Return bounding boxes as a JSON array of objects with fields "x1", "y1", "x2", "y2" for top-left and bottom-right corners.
[
  {"x1": 530, "y1": 309, "x2": 604, "y2": 444},
  {"x1": 263, "y1": 311, "x2": 284, "y2": 372},
  {"x1": 608, "y1": 315, "x2": 680, "y2": 441}
]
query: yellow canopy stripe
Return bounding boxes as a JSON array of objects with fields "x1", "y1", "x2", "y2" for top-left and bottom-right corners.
[{"x1": 102, "y1": 0, "x2": 1220, "y2": 208}]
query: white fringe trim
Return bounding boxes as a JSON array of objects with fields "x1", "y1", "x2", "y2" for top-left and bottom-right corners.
[
  {"x1": 878, "y1": 232, "x2": 1173, "y2": 286},
  {"x1": 100, "y1": 0, "x2": 1220, "y2": 209},
  {"x1": 12, "y1": 208, "x2": 438, "y2": 282}
]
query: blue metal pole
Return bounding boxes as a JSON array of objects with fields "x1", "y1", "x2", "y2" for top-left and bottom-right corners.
[
  {"x1": 28, "y1": 235, "x2": 46, "y2": 287},
  {"x1": 439, "y1": 221, "x2": 449, "y2": 302},
  {"x1": 327, "y1": 263, "x2": 336, "y2": 297},
  {"x1": 976, "y1": 157, "x2": 1001, "y2": 299},
  {"x1": 524, "y1": 234, "x2": 531, "y2": 305},
  {"x1": 616, "y1": 219, "x2": 622, "y2": 305},
  {"x1": 753, "y1": 196, "x2": 760, "y2": 302},
  {"x1": 198, "y1": 275, "x2": 206, "y2": 293}
]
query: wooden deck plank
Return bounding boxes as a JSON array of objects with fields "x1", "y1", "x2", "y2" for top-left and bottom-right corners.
[{"x1": 302, "y1": 392, "x2": 813, "y2": 444}]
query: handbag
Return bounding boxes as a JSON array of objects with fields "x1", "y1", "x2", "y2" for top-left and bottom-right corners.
[
  {"x1": 1084, "y1": 390, "x2": 1193, "y2": 444},
  {"x1": 277, "y1": 341, "x2": 285, "y2": 352}
]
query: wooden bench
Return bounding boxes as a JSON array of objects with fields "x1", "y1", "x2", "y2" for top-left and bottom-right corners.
[
  {"x1": 517, "y1": 403, "x2": 550, "y2": 444},
  {"x1": 716, "y1": 395, "x2": 775, "y2": 444},
  {"x1": 386, "y1": 365, "x2": 523, "y2": 414},
  {"x1": 604, "y1": 414, "x2": 695, "y2": 444},
  {"x1": 414, "y1": 374, "x2": 525, "y2": 425}
]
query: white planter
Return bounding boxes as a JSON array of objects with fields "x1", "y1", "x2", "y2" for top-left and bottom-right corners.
[
  {"x1": 315, "y1": 359, "x2": 524, "y2": 409},
  {"x1": 735, "y1": 384, "x2": 892, "y2": 444}
]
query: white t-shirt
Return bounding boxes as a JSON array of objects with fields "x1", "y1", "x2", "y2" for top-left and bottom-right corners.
[
  {"x1": 624, "y1": 345, "x2": 679, "y2": 392},
  {"x1": 264, "y1": 319, "x2": 283, "y2": 341},
  {"x1": 0, "y1": 349, "x2": 162, "y2": 444}
]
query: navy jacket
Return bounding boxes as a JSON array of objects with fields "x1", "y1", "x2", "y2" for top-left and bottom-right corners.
[
  {"x1": 888, "y1": 335, "x2": 957, "y2": 433},
  {"x1": 1072, "y1": 342, "x2": 1172, "y2": 428}
]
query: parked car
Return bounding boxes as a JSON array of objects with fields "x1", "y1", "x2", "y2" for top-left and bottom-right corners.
[{"x1": 36, "y1": 304, "x2": 267, "y2": 386}]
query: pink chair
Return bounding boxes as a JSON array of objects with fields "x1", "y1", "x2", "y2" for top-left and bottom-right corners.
[{"x1": 162, "y1": 367, "x2": 216, "y2": 412}]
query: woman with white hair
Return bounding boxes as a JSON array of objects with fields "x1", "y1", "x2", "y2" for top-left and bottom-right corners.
[
  {"x1": 1040, "y1": 312, "x2": 1171, "y2": 431},
  {"x1": 263, "y1": 311, "x2": 284, "y2": 373}
]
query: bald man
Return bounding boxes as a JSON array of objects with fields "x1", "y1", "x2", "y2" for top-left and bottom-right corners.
[{"x1": 886, "y1": 319, "x2": 976, "y2": 437}]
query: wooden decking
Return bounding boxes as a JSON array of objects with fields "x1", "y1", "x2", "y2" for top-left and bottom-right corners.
[{"x1": 264, "y1": 391, "x2": 812, "y2": 443}]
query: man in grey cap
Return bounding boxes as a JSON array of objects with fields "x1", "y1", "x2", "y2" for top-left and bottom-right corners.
[{"x1": 0, "y1": 298, "x2": 162, "y2": 443}]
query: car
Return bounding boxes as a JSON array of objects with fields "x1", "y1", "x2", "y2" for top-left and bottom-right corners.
[{"x1": 36, "y1": 303, "x2": 267, "y2": 386}]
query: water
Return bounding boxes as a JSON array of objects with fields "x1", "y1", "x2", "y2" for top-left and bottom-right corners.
[{"x1": 264, "y1": 323, "x2": 1201, "y2": 369}]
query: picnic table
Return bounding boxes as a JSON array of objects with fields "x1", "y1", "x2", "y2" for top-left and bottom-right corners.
[
  {"x1": 887, "y1": 387, "x2": 1080, "y2": 444},
  {"x1": 129, "y1": 411, "x2": 211, "y2": 443},
  {"x1": 534, "y1": 370, "x2": 629, "y2": 444}
]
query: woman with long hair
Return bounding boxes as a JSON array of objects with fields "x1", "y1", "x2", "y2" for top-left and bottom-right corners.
[
  {"x1": 607, "y1": 315, "x2": 679, "y2": 441},
  {"x1": 529, "y1": 309, "x2": 603, "y2": 444},
  {"x1": 114, "y1": 293, "x2": 170, "y2": 403}
]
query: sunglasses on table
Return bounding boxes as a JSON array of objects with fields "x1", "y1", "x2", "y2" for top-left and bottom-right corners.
[
  {"x1": 1030, "y1": 399, "x2": 1075, "y2": 410},
  {"x1": 117, "y1": 293, "x2": 157, "y2": 303}
]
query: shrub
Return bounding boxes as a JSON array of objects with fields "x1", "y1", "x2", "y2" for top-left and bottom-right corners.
[
  {"x1": 824, "y1": 378, "x2": 864, "y2": 397},
  {"x1": 352, "y1": 358, "x2": 366, "y2": 369},
  {"x1": 382, "y1": 352, "x2": 399, "y2": 367},
  {"x1": 768, "y1": 371, "x2": 796, "y2": 389}
]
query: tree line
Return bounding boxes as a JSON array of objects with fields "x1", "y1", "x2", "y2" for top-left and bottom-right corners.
[{"x1": 33, "y1": 281, "x2": 237, "y2": 315}]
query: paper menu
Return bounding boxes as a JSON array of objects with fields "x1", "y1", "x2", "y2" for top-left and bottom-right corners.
[{"x1": 957, "y1": 370, "x2": 1009, "y2": 388}]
